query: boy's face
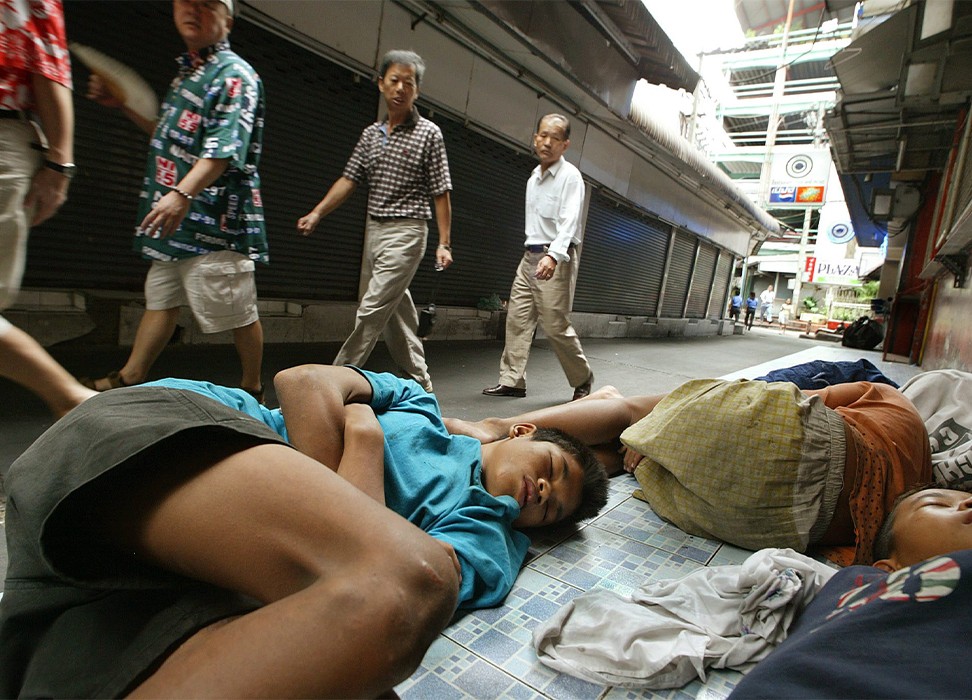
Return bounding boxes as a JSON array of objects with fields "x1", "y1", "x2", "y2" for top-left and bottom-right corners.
[
  {"x1": 881, "y1": 488, "x2": 972, "y2": 570},
  {"x1": 481, "y1": 424, "x2": 585, "y2": 528}
]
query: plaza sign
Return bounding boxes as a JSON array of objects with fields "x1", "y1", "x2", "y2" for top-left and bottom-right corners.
[{"x1": 803, "y1": 256, "x2": 863, "y2": 286}]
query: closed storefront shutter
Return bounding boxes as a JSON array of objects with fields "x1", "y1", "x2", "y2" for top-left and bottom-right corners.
[
  {"x1": 409, "y1": 118, "x2": 536, "y2": 309},
  {"x1": 659, "y1": 229, "x2": 696, "y2": 318},
  {"x1": 29, "y1": 2, "x2": 540, "y2": 309},
  {"x1": 25, "y1": 1, "x2": 742, "y2": 327},
  {"x1": 685, "y1": 243, "x2": 717, "y2": 318},
  {"x1": 575, "y1": 190, "x2": 668, "y2": 315},
  {"x1": 710, "y1": 251, "x2": 734, "y2": 319},
  {"x1": 29, "y1": 2, "x2": 377, "y2": 301}
]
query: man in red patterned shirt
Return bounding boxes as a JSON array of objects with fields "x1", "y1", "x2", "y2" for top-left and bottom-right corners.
[{"x1": 0, "y1": 0, "x2": 94, "y2": 416}]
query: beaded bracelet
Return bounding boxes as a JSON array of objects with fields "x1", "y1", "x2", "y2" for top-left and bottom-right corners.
[{"x1": 171, "y1": 186, "x2": 194, "y2": 201}]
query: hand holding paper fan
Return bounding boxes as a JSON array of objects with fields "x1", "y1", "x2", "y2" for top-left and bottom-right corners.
[{"x1": 69, "y1": 42, "x2": 159, "y2": 124}]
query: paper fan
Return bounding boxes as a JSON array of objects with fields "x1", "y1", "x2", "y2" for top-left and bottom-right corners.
[{"x1": 69, "y1": 41, "x2": 159, "y2": 123}]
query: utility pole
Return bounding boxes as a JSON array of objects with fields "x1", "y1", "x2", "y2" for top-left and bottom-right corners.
[
  {"x1": 757, "y1": 0, "x2": 797, "y2": 208},
  {"x1": 792, "y1": 206, "x2": 812, "y2": 311}
]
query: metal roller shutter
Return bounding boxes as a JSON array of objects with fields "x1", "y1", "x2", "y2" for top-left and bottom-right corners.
[
  {"x1": 659, "y1": 230, "x2": 696, "y2": 318},
  {"x1": 575, "y1": 190, "x2": 668, "y2": 315},
  {"x1": 685, "y1": 244, "x2": 717, "y2": 318},
  {"x1": 408, "y1": 117, "x2": 536, "y2": 309},
  {"x1": 709, "y1": 252, "x2": 733, "y2": 319},
  {"x1": 231, "y1": 20, "x2": 375, "y2": 300}
]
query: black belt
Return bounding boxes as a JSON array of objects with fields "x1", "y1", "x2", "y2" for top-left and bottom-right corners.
[
  {"x1": 526, "y1": 243, "x2": 574, "y2": 254},
  {"x1": 0, "y1": 110, "x2": 24, "y2": 120}
]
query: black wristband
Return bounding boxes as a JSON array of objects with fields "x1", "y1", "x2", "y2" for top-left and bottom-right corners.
[{"x1": 44, "y1": 160, "x2": 77, "y2": 179}]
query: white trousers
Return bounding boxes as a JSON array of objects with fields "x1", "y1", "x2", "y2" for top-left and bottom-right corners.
[{"x1": 0, "y1": 118, "x2": 42, "y2": 337}]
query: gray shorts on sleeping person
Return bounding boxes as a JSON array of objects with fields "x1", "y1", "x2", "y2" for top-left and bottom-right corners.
[{"x1": 0, "y1": 387, "x2": 289, "y2": 698}]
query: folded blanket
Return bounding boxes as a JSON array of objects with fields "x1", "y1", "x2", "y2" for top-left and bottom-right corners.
[
  {"x1": 533, "y1": 548, "x2": 836, "y2": 689},
  {"x1": 755, "y1": 359, "x2": 897, "y2": 389}
]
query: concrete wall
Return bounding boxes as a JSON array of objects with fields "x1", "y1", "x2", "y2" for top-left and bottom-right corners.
[{"x1": 9, "y1": 291, "x2": 737, "y2": 349}]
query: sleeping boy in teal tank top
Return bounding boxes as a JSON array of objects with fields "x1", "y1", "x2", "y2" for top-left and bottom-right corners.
[{"x1": 146, "y1": 364, "x2": 608, "y2": 609}]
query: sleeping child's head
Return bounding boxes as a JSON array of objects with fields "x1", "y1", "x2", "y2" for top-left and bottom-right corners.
[
  {"x1": 873, "y1": 485, "x2": 972, "y2": 571},
  {"x1": 479, "y1": 424, "x2": 608, "y2": 529}
]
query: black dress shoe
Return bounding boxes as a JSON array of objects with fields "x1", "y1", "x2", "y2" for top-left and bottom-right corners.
[
  {"x1": 483, "y1": 384, "x2": 526, "y2": 397},
  {"x1": 571, "y1": 373, "x2": 593, "y2": 401}
]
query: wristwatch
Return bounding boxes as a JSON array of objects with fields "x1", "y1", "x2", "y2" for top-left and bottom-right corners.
[{"x1": 44, "y1": 160, "x2": 78, "y2": 179}]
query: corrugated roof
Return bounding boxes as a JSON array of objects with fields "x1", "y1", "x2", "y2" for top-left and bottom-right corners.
[
  {"x1": 734, "y1": 0, "x2": 853, "y2": 36},
  {"x1": 581, "y1": 0, "x2": 699, "y2": 91}
]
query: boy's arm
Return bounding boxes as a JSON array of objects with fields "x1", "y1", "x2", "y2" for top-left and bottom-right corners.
[
  {"x1": 274, "y1": 364, "x2": 376, "y2": 470},
  {"x1": 803, "y1": 381, "x2": 871, "y2": 409},
  {"x1": 338, "y1": 404, "x2": 386, "y2": 504},
  {"x1": 430, "y1": 519, "x2": 529, "y2": 610},
  {"x1": 445, "y1": 392, "x2": 666, "y2": 447}
]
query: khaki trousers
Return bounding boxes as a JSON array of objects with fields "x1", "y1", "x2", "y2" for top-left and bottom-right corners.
[
  {"x1": 499, "y1": 249, "x2": 591, "y2": 390},
  {"x1": 334, "y1": 217, "x2": 431, "y2": 391},
  {"x1": 0, "y1": 118, "x2": 41, "y2": 314}
]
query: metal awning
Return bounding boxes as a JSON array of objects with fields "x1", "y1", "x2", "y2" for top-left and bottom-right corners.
[
  {"x1": 572, "y1": 0, "x2": 698, "y2": 92},
  {"x1": 734, "y1": 0, "x2": 854, "y2": 36},
  {"x1": 824, "y1": 1, "x2": 972, "y2": 175}
]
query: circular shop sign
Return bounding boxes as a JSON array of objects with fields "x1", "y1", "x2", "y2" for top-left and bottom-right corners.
[
  {"x1": 828, "y1": 222, "x2": 855, "y2": 244},
  {"x1": 786, "y1": 154, "x2": 813, "y2": 178}
]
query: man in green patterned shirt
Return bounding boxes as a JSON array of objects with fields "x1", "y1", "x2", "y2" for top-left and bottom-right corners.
[{"x1": 86, "y1": 0, "x2": 267, "y2": 401}]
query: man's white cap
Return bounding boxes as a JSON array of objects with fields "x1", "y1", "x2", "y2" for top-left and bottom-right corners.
[{"x1": 218, "y1": 0, "x2": 236, "y2": 16}]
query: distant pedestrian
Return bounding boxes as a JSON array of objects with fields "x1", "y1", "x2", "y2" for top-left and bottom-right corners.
[
  {"x1": 727, "y1": 288, "x2": 742, "y2": 322},
  {"x1": 744, "y1": 292, "x2": 757, "y2": 329},
  {"x1": 778, "y1": 299, "x2": 792, "y2": 333},
  {"x1": 759, "y1": 285, "x2": 775, "y2": 323}
]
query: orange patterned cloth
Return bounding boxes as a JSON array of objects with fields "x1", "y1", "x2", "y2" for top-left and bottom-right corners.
[{"x1": 808, "y1": 382, "x2": 932, "y2": 565}]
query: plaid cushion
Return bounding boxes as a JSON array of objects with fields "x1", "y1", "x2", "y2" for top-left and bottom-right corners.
[{"x1": 625, "y1": 379, "x2": 842, "y2": 551}]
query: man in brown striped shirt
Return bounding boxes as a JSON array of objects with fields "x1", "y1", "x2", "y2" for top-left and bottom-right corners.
[{"x1": 298, "y1": 50, "x2": 453, "y2": 393}]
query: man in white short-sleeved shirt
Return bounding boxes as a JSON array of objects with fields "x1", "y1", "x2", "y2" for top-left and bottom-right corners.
[{"x1": 484, "y1": 114, "x2": 593, "y2": 402}]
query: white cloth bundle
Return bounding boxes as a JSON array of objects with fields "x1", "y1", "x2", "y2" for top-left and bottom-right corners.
[
  {"x1": 900, "y1": 369, "x2": 972, "y2": 490},
  {"x1": 533, "y1": 548, "x2": 836, "y2": 689}
]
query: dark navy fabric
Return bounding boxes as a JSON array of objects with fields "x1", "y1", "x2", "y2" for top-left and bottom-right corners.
[
  {"x1": 755, "y1": 359, "x2": 898, "y2": 390},
  {"x1": 730, "y1": 548, "x2": 972, "y2": 698}
]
